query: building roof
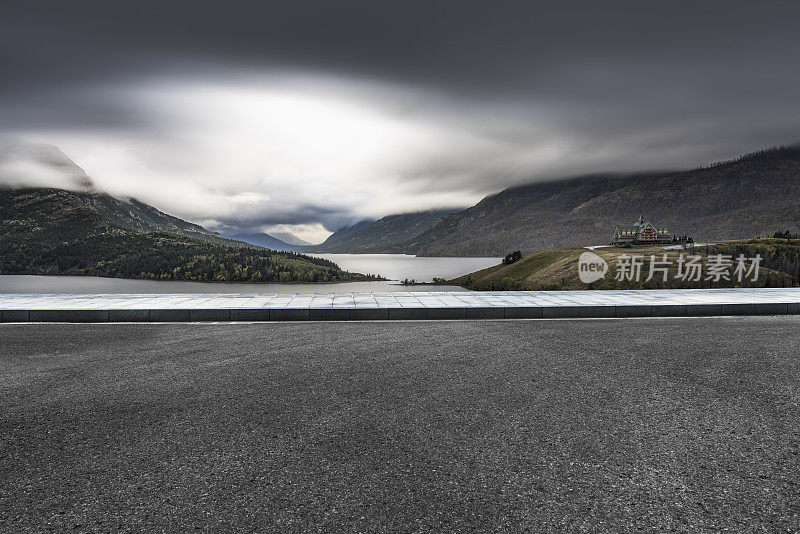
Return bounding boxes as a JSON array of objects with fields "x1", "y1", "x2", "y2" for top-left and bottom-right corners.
[{"x1": 615, "y1": 215, "x2": 669, "y2": 234}]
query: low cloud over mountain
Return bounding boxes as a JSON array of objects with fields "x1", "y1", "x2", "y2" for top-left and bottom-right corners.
[
  {"x1": 0, "y1": 142, "x2": 95, "y2": 192},
  {"x1": 2, "y1": 2, "x2": 800, "y2": 242}
]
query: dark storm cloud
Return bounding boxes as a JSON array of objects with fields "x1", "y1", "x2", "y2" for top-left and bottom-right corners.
[
  {"x1": 4, "y1": 0, "x2": 799, "y2": 99},
  {"x1": 2, "y1": 0, "x2": 800, "y2": 240}
]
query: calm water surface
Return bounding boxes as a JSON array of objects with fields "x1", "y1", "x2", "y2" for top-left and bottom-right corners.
[
  {"x1": 0, "y1": 254, "x2": 499, "y2": 294},
  {"x1": 310, "y1": 254, "x2": 499, "y2": 282}
]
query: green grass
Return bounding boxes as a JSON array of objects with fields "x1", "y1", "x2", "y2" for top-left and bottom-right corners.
[{"x1": 439, "y1": 240, "x2": 800, "y2": 290}]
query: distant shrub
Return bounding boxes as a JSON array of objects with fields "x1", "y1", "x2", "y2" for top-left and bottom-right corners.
[
  {"x1": 502, "y1": 251, "x2": 522, "y2": 265},
  {"x1": 774, "y1": 230, "x2": 800, "y2": 239}
]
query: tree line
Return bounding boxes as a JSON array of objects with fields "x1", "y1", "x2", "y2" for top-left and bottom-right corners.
[{"x1": 1, "y1": 230, "x2": 379, "y2": 283}]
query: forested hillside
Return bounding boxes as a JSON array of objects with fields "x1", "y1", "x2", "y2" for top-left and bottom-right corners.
[{"x1": 0, "y1": 187, "x2": 374, "y2": 282}]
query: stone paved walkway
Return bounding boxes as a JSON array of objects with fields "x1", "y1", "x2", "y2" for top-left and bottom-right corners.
[{"x1": 1, "y1": 288, "x2": 799, "y2": 322}]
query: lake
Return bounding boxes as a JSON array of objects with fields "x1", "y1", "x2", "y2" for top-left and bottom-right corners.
[
  {"x1": 309, "y1": 254, "x2": 499, "y2": 282},
  {"x1": 0, "y1": 254, "x2": 500, "y2": 294}
]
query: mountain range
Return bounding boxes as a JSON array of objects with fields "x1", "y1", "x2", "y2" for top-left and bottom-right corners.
[
  {"x1": 4, "y1": 142, "x2": 800, "y2": 263},
  {"x1": 0, "y1": 145, "x2": 368, "y2": 282},
  {"x1": 225, "y1": 232, "x2": 304, "y2": 252},
  {"x1": 306, "y1": 210, "x2": 455, "y2": 253},
  {"x1": 406, "y1": 145, "x2": 800, "y2": 256},
  {"x1": 298, "y1": 144, "x2": 800, "y2": 257}
]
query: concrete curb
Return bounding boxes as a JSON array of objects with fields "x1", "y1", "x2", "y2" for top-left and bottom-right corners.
[{"x1": 2, "y1": 303, "x2": 799, "y2": 322}]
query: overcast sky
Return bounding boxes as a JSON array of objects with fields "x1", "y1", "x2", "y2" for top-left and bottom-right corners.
[{"x1": 1, "y1": 1, "x2": 799, "y2": 242}]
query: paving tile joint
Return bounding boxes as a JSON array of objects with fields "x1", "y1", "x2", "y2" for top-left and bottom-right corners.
[{"x1": 1, "y1": 289, "x2": 799, "y2": 322}]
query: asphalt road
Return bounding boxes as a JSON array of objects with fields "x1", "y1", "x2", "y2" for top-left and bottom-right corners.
[{"x1": 1, "y1": 318, "x2": 799, "y2": 533}]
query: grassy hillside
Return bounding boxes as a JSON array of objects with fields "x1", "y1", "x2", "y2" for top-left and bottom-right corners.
[
  {"x1": 0, "y1": 187, "x2": 376, "y2": 282},
  {"x1": 411, "y1": 145, "x2": 800, "y2": 256},
  {"x1": 443, "y1": 240, "x2": 800, "y2": 290},
  {"x1": 309, "y1": 209, "x2": 454, "y2": 253}
]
